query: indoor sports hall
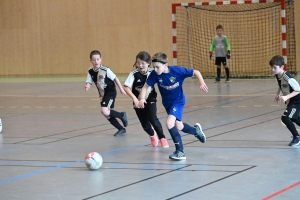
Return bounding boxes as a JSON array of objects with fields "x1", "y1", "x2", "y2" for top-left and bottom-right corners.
[{"x1": 0, "y1": 0, "x2": 300, "y2": 200}]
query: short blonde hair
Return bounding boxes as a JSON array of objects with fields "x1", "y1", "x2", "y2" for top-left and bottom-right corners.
[{"x1": 152, "y1": 52, "x2": 168, "y2": 64}]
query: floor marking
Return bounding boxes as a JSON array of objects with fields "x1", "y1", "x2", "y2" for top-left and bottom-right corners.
[
  {"x1": 49, "y1": 106, "x2": 55, "y2": 108},
  {"x1": 254, "y1": 105, "x2": 263, "y2": 107},
  {"x1": 271, "y1": 105, "x2": 279, "y2": 107},
  {"x1": 89, "y1": 106, "x2": 96, "y2": 108},
  {"x1": 262, "y1": 181, "x2": 300, "y2": 200},
  {"x1": 206, "y1": 106, "x2": 214, "y2": 108},
  {"x1": 222, "y1": 106, "x2": 230, "y2": 107},
  {"x1": 238, "y1": 106, "x2": 246, "y2": 108},
  {"x1": 22, "y1": 106, "x2": 30, "y2": 108},
  {"x1": 35, "y1": 106, "x2": 43, "y2": 109},
  {"x1": 75, "y1": 106, "x2": 82, "y2": 108},
  {"x1": 61, "y1": 106, "x2": 69, "y2": 109},
  {"x1": 9, "y1": 106, "x2": 16, "y2": 109}
]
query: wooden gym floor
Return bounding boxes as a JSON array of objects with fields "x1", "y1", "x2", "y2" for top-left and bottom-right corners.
[{"x1": 0, "y1": 77, "x2": 299, "y2": 200}]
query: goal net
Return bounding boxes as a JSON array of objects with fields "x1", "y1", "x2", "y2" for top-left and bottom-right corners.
[{"x1": 172, "y1": 0, "x2": 296, "y2": 78}]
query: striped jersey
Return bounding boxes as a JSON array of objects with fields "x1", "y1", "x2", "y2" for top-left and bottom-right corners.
[{"x1": 276, "y1": 71, "x2": 300, "y2": 105}]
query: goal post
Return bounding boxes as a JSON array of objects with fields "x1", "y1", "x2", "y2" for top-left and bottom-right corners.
[{"x1": 171, "y1": 0, "x2": 296, "y2": 78}]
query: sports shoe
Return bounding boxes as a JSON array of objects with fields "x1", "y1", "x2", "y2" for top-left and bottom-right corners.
[
  {"x1": 194, "y1": 123, "x2": 206, "y2": 143},
  {"x1": 289, "y1": 136, "x2": 300, "y2": 146},
  {"x1": 149, "y1": 130, "x2": 158, "y2": 147},
  {"x1": 0, "y1": 118, "x2": 2, "y2": 133},
  {"x1": 225, "y1": 78, "x2": 231, "y2": 83},
  {"x1": 214, "y1": 78, "x2": 220, "y2": 83},
  {"x1": 160, "y1": 138, "x2": 169, "y2": 148},
  {"x1": 169, "y1": 150, "x2": 186, "y2": 160},
  {"x1": 120, "y1": 112, "x2": 128, "y2": 127},
  {"x1": 114, "y1": 129, "x2": 126, "y2": 137}
]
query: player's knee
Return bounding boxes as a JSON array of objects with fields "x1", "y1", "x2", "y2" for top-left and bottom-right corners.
[
  {"x1": 101, "y1": 108, "x2": 109, "y2": 117},
  {"x1": 281, "y1": 115, "x2": 289, "y2": 125},
  {"x1": 166, "y1": 121, "x2": 174, "y2": 130}
]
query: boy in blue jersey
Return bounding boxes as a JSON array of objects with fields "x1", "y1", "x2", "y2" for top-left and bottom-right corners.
[
  {"x1": 138, "y1": 52, "x2": 208, "y2": 160},
  {"x1": 209, "y1": 25, "x2": 231, "y2": 83},
  {"x1": 270, "y1": 55, "x2": 300, "y2": 146}
]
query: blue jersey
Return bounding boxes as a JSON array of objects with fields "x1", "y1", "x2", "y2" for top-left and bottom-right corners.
[{"x1": 146, "y1": 66, "x2": 194, "y2": 106}]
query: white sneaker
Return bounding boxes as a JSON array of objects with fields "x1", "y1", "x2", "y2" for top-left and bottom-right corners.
[{"x1": 0, "y1": 118, "x2": 2, "y2": 133}]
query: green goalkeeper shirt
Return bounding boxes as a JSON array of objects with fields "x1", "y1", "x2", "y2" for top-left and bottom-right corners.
[{"x1": 209, "y1": 35, "x2": 231, "y2": 57}]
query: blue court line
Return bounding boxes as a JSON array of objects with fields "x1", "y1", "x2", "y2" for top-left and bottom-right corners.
[{"x1": 0, "y1": 117, "x2": 246, "y2": 185}]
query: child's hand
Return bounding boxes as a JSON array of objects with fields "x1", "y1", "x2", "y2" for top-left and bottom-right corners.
[
  {"x1": 226, "y1": 53, "x2": 231, "y2": 59},
  {"x1": 85, "y1": 83, "x2": 90, "y2": 91},
  {"x1": 280, "y1": 96, "x2": 288, "y2": 103},
  {"x1": 200, "y1": 83, "x2": 208, "y2": 93},
  {"x1": 133, "y1": 98, "x2": 139, "y2": 108},
  {"x1": 274, "y1": 95, "x2": 280, "y2": 104},
  {"x1": 138, "y1": 99, "x2": 146, "y2": 109},
  {"x1": 120, "y1": 89, "x2": 127, "y2": 96}
]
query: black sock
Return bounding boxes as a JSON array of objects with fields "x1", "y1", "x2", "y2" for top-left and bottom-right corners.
[
  {"x1": 225, "y1": 67, "x2": 230, "y2": 79},
  {"x1": 181, "y1": 123, "x2": 196, "y2": 134},
  {"x1": 217, "y1": 68, "x2": 221, "y2": 79},
  {"x1": 110, "y1": 110, "x2": 123, "y2": 119},
  {"x1": 282, "y1": 116, "x2": 299, "y2": 137},
  {"x1": 108, "y1": 117, "x2": 123, "y2": 130},
  {"x1": 169, "y1": 126, "x2": 184, "y2": 151}
]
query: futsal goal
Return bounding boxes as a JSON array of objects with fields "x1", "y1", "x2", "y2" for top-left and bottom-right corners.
[{"x1": 172, "y1": 0, "x2": 296, "y2": 78}]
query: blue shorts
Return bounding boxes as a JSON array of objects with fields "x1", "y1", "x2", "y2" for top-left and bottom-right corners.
[{"x1": 164, "y1": 103, "x2": 184, "y2": 121}]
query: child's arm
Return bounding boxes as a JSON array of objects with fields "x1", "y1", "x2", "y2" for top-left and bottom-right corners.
[
  {"x1": 209, "y1": 38, "x2": 215, "y2": 59},
  {"x1": 85, "y1": 83, "x2": 91, "y2": 91},
  {"x1": 280, "y1": 91, "x2": 300, "y2": 103},
  {"x1": 137, "y1": 83, "x2": 149, "y2": 109},
  {"x1": 225, "y1": 36, "x2": 231, "y2": 59},
  {"x1": 194, "y1": 70, "x2": 208, "y2": 93},
  {"x1": 124, "y1": 86, "x2": 139, "y2": 108},
  {"x1": 274, "y1": 87, "x2": 281, "y2": 104},
  {"x1": 85, "y1": 72, "x2": 92, "y2": 91},
  {"x1": 114, "y1": 77, "x2": 127, "y2": 96}
]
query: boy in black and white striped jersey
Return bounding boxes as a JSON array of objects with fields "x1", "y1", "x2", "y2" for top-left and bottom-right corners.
[{"x1": 85, "y1": 50, "x2": 128, "y2": 137}]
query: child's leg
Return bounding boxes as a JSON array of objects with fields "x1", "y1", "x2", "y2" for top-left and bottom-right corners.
[
  {"x1": 102, "y1": 107, "x2": 124, "y2": 130},
  {"x1": 147, "y1": 102, "x2": 165, "y2": 139},
  {"x1": 224, "y1": 66, "x2": 230, "y2": 79},
  {"x1": 216, "y1": 66, "x2": 221, "y2": 80},
  {"x1": 134, "y1": 108, "x2": 154, "y2": 136},
  {"x1": 179, "y1": 122, "x2": 196, "y2": 135},
  {"x1": 291, "y1": 118, "x2": 300, "y2": 127},
  {"x1": 166, "y1": 115, "x2": 184, "y2": 152},
  {"x1": 281, "y1": 115, "x2": 299, "y2": 138}
]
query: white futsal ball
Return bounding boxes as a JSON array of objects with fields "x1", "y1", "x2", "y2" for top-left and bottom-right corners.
[{"x1": 85, "y1": 152, "x2": 103, "y2": 170}]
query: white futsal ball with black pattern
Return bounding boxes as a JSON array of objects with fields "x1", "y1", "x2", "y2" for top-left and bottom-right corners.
[{"x1": 85, "y1": 152, "x2": 103, "y2": 170}]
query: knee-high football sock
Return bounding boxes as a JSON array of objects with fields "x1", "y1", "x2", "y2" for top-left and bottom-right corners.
[
  {"x1": 108, "y1": 117, "x2": 123, "y2": 130},
  {"x1": 282, "y1": 116, "x2": 299, "y2": 137},
  {"x1": 169, "y1": 126, "x2": 184, "y2": 151},
  {"x1": 217, "y1": 68, "x2": 221, "y2": 79},
  {"x1": 225, "y1": 67, "x2": 230, "y2": 78},
  {"x1": 181, "y1": 123, "x2": 196, "y2": 135},
  {"x1": 110, "y1": 110, "x2": 123, "y2": 119}
]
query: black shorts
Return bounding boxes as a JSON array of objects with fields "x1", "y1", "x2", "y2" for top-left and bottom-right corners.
[
  {"x1": 215, "y1": 57, "x2": 227, "y2": 66},
  {"x1": 100, "y1": 96, "x2": 116, "y2": 109},
  {"x1": 284, "y1": 104, "x2": 300, "y2": 119}
]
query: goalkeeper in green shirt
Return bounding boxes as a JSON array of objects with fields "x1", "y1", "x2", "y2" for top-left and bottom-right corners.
[{"x1": 209, "y1": 25, "x2": 231, "y2": 83}]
